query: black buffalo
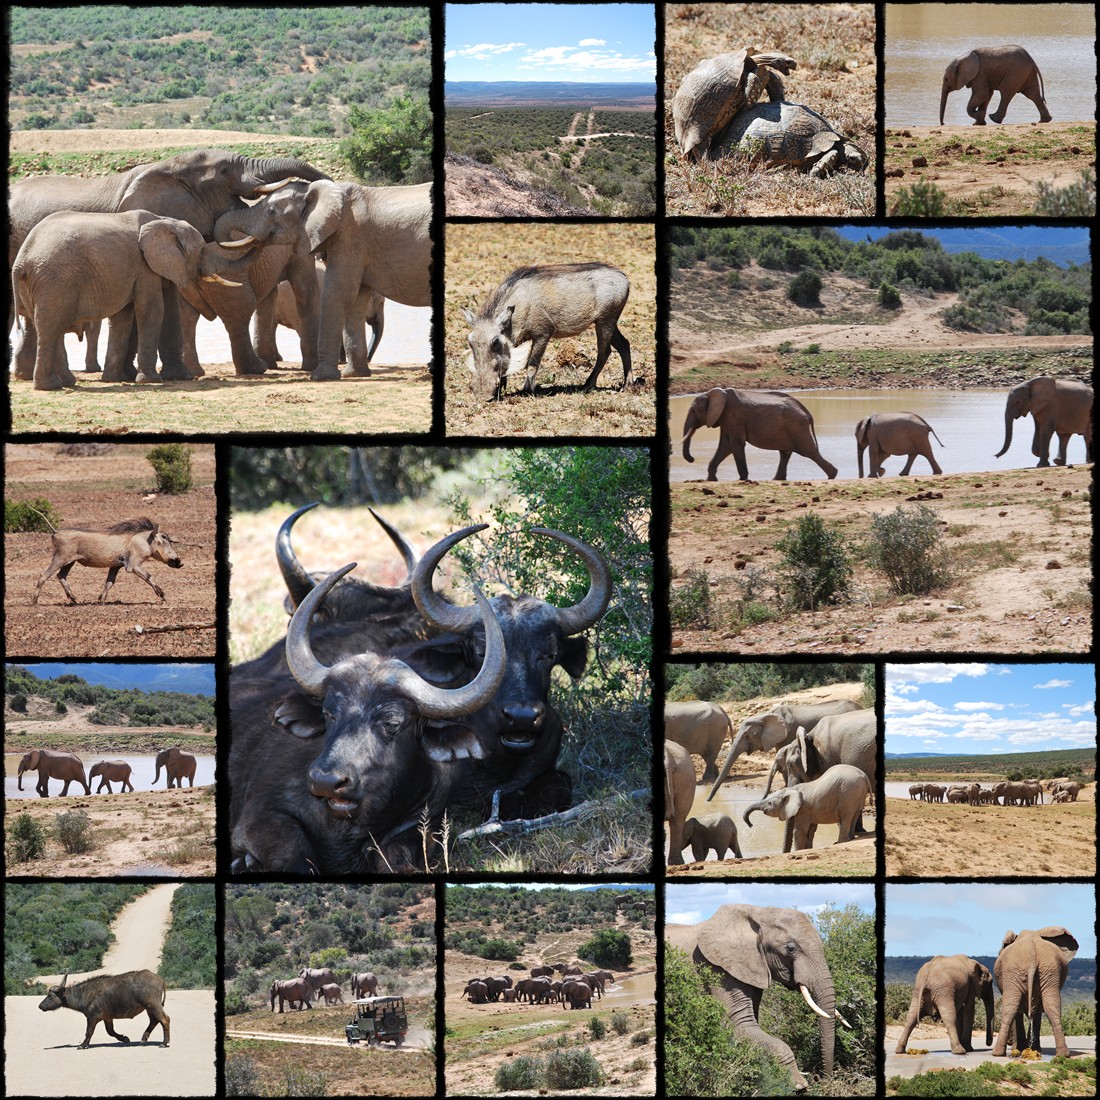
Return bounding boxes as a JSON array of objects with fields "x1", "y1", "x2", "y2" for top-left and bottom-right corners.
[{"x1": 38, "y1": 970, "x2": 169, "y2": 1048}]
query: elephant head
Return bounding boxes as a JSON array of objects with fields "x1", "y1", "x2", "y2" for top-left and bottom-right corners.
[
  {"x1": 973, "y1": 960, "x2": 995, "y2": 1047},
  {"x1": 763, "y1": 727, "x2": 813, "y2": 795},
  {"x1": 995, "y1": 377, "x2": 1052, "y2": 458},
  {"x1": 153, "y1": 746, "x2": 188, "y2": 785},
  {"x1": 708, "y1": 706, "x2": 792, "y2": 799},
  {"x1": 17, "y1": 750, "x2": 41, "y2": 789},
  {"x1": 681, "y1": 388, "x2": 730, "y2": 463},
  {"x1": 743, "y1": 786, "x2": 802, "y2": 829},
  {"x1": 854, "y1": 417, "x2": 871, "y2": 478},
  {"x1": 940, "y1": 51, "x2": 981, "y2": 124}
]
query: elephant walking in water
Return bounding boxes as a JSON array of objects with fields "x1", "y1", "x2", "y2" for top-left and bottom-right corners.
[
  {"x1": 90, "y1": 760, "x2": 135, "y2": 793},
  {"x1": 895, "y1": 955, "x2": 994, "y2": 1054},
  {"x1": 664, "y1": 741, "x2": 697, "y2": 865},
  {"x1": 995, "y1": 377, "x2": 1093, "y2": 468},
  {"x1": 940, "y1": 45, "x2": 1052, "y2": 126}
]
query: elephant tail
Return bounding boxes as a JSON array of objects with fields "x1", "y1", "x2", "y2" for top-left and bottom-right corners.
[{"x1": 917, "y1": 416, "x2": 945, "y2": 448}]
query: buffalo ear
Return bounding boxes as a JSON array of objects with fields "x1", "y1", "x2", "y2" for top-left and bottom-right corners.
[
  {"x1": 274, "y1": 694, "x2": 326, "y2": 738},
  {"x1": 558, "y1": 636, "x2": 589, "y2": 680}
]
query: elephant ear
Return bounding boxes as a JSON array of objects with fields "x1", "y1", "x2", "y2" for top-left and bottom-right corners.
[
  {"x1": 703, "y1": 388, "x2": 727, "y2": 428},
  {"x1": 695, "y1": 905, "x2": 772, "y2": 991},
  {"x1": 1000, "y1": 930, "x2": 1017, "y2": 952},
  {"x1": 958, "y1": 51, "x2": 981, "y2": 86},
  {"x1": 139, "y1": 219, "x2": 203, "y2": 286},
  {"x1": 1037, "y1": 926, "x2": 1079, "y2": 962},
  {"x1": 777, "y1": 789, "x2": 802, "y2": 820},
  {"x1": 797, "y1": 726, "x2": 809, "y2": 774},
  {"x1": 300, "y1": 180, "x2": 345, "y2": 254},
  {"x1": 855, "y1": 417, "x2": 868, "y2": 443}
]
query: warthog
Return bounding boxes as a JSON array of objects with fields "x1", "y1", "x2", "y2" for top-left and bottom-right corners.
[
  {"x1": 463, "y1": 262, "x2": 632, "y2": 400},
  {"x1": 33, "y1": 516, "x2": 183, "y2": 605},
  {"x1": 39, "y1": 970, "x2": 169, "y2": 1048}
]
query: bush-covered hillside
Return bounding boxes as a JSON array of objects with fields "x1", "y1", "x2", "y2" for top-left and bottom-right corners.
[
  {"x1": 670, "y1": 227, "x2": 1092, "y2": 336},
  {"x1": 160, "y1": 885, "x2": 217, "y2": 988},
  {"x1": 666, "y1": 662, "x2": 872, "y2": 706},
  {"x1": 883, "y1": 747, "x2": 1094, "y2": 782}
]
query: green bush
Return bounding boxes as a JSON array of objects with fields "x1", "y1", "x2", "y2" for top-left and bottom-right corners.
[
  {"x1": 55, "y1": 700, "x2": 67, "y2": 714},
  {"x1": 146, "y1": 444, "x2": 193, "y2": 494},
  {"x1": 670, "y1": 569, "x2": 713, "y2": 628},
  {"x1": 280, "y1": 1067, "x2": 328, "y2": 1096},
  {"x1": 610, "y1": 1011, "x2": 630, "y2": 1035},
  {"x1": 1033, "y1": 169, "x2": 1095, "y2": 217},
  {"x1": 1060, "y1": 999, "x2": 1095, "y2": 1034},
  {"x1": 8, "y1": 813, "x2": 47, "y2": 862},
  {"x1": 888, "y1": 1069, "x2": 998, "y2": 1096},
  {"x1": 860, "y1": 663, "x2": 877, "y2": 710},
  {"x1": 893, "y1": 180, "x2": 948, "y2": 217},
  {"x1": 5, "y1": 497, "x2": 61, "y2": 533},
  {"x1": 223, "y1": 989, "x2": 249, "y2": 1016},
  {"x1": 787, "y1": 269, "x2": 823, "y2": 306},
  {"x1": 879, "y1": 281, "x2": 902, "y2": 308},
  {"x1": 885, "y1": 982, "x2": 913, "y2": 1024},
  {"x1": 578, "y1": 929, "x2": 632, "y2": 969},
  {"x1": 588, "y1": 1015, "x2": 608, "y2": 1040},
  {"x1": 341, "y1": 94, "x2": 432, "y2": 184},
  {"x1": 55, "y1": 811, "x2": 95, "y2": 854},
  {"x1": 495, "y1": 1055, "x2": 544, "y2": 1090},
  {"x1": 631, "y1": 1029, "x2": 651, "y2": 1044},
  {"x1": 225, "y1": 1056, "x2": 261, "y2": 1097},
  {"x1": 544, "y1": 1047, "x2": 604, "y2": 1089},
  {"x1": 11, "y1": 693, "x2": 28, "y2": 713},
  {"x1": 865, "y1": 504, "x2": 951, "y2": 595},
  {"x1": 775, "y1": 513, "x2": 852, "y2": 610}
]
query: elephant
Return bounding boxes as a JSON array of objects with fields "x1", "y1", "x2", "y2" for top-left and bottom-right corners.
[
  {"x1": 524, "y1": 977, "x2": 552, "y2": 1003},
  {"x1": 613, "y1": 894, "x2": 633, "y2": 908},
  {"x1": 529, "y1": 965, "x2": 554, "y2": 979},
  {"x1": 562, "y1": 966, "x2": 583, "y2": 977},
  {"x1": 153, "y1": 747, "x2": 197, "y2": 789},
  {"x1": 895, "y1": 955, "x2": 995, "y2": 1055},
  {"x1": 708, "y1": 700, "x2": 861, "y2": 797},
  {"x1": 513, "y1": 978, "x2": 534, "y2": 1001},
  {"x1": 562, "y1": 980, "x2": 592, "y2": 1009},
  {"x1": 665, "y1": 740, "x2": 697, "y2": 865},
  {"x1": 1051, "y1": 781, "x2": 1082, "y2": 801},
  {"x1": 17, "y1": 749, "x2": 91, "y2": 797},
  {"x1": 967, "y1": 783, "x2": 982, "y2": 806},
  {"x1": 320, "y1": 983, "x2": 344, "y2": 1006},
  {"x1": 9, "y1": 148, "x2": 329, "y2": 384},
  {"x1": 994, "y1": 377, "x2": 1093, "y2": 468},
  {"x1": 502, "y1": 988, "x2": 517, "y2": 1002},
  {"x1": 270, "y1": 978, "x2": 312, "y2": 1012},
  {"x1": 743, "y1": 764, "x2": 871, "y2": 851},
  {"x1": 581, "y1": 973, "x2": 605, "y2": 998},
  {"x1": 909, "y1": 784, "x2": 925, "y2": 800},
  {"x1": 923, "y1": 783, "x2": 946, "y2": 803},
  {"x1": 993, "y1": 780, "x2": 1034, "y2": 806},
  {"x1": 855, "y1": 412, "x2": 943, "y2": 478},
  {"x1": 11, "y1": 210, "x2": 272, "y2": 390},
  {"x1": 89, "y1": 760, "x2": 135, "y2": 794},
  {"x1": 298, "y1": 967, "x2": 337, "y2": 996},
  {"x1": 682, "y1": 387, "x2": 838, "y2": 481},
  {"x1": 666, "y1": 905, "x2": 851, "y2": 1091},
  {"x1": 991, "y1": 926, "x2": 1078, "y2": 1057},
  {"x1": 479, "y1": 976, "x2": 513, "y2": 1002},
  {"x1": 350, "y1": 972, "x2": 378, "y2": 999},
  {"x1": 1051, "y1": 790, "x2": 1072, "y2": 803},
  {"x1": 947, "y1": 788, "x2": 968, "y2": 803},
  {"x1": 682, "y1": 812, "x2": 743, "y2": 861},
  {"x1": 664, "y1": 701, "x2": 732, "y2": 784},
  {"x1": 940, "y1": 45, "x2": 1052, "y2": 126},
  {"x1": 462, "y1": 980, "x2": 489, "y2": 1004}
]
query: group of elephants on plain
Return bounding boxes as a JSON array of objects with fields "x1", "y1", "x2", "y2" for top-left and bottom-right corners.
[
  {"x1": 14, "y1": 746, "x2": 197, "y2": 796},
  {"x1": 664, "y1": 696, "x2": 876, "y2": 864},
  {"x1": 460, "y1": 963, "x2": 616, "y2": 1011},
  {"x1": 682, "y1": 376, "x2": 1093, "y2": 481},
  {"x1": 909, "y1": 778, "x2": 1085, "y2": 805},
  {"x1": 895, "y1": 926, "x2": 1079, "y2": 1061},
  {"x1": 269, "y1": 966, "x2": 378, "y2": 1012},
  {"x1": 9, "y1": 148, "x2": 430, "y2": 389}
]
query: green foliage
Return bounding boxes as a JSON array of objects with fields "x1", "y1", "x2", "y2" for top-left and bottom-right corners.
[
  {"x1": 1033, "y1": 169, "x2": 1096, "y2": 217},
  {"x1": 55, "y1": 700, "x2": 67, "y2": 714},
  {"x1": 578, "y1": 929, "x2": 632, "y2": 969},
  {"x1": 5, "y1": 497, "x2": 61, "y2": 532},
  {"x1": 670, "y1": 569, "x2": 713, "y2": 628},
  {"x1": 884, "y1": 746, "x2": 1093, "y2": 780},
  {"x1": 859, "y1": 664, "x2": 876, "y2": 709},
  {"x1": 588, "y1": 1015, "x2": 608, "y2": 1040},
  {"x1": 280, "y1": 1067, "x2": 329, "y2": 1096},
  {"x1": 160, "y1": 885, "x2": 216, "y2": 988},
  {"x1": 879, "y1": 281, "x2": 902, "y2": 309},
  {"x1": 544, "y1": 1047, "x2": 604, "y2": 1089},
  {"x1": 447, "y1": 929, "x2": 523, "y2": 961},
  {"x1": 1060, "y1": 999, "x2": 1095, "y2": 1034},
  {"x1": 341, "y1": 94, "x2": 431, "y2": 184},
  {"x1": 788, "y1": 269, "x2": 823, "y2": 306},
  {"x1": 611, "y1": 1011, "x2": 630, "y2": 1035},
  {"x1": 225, "y1": 1057, "x2": 261, "y2": 1096},
  {"x1": 885, "y1": 982, "x2": 913, "y2": 1024},
  {"x1": 888, "y1": 1069, "x2": 998, "y2": 1096},
  {"x1": 893, "y1": 181, "x2": 948, "y2": 217},
  {"x1": 146, "y1": 443, "x2": 193, "y2": 494},
  {"x1": 11, "y1": 693, "x2": 28, "y2": 713},
  {"x1": 865, "y1": 504, "x2": 951, "y2": 596},
  {"x1": 776, "y1": 513, "x2": 852, "y2": 610},
  {"x1": 8, "y1": 814, "x2": 47, "y2": 863},
  {"x1": 55, "y1": 811, "x2": 95, "y2": 854},
  {"x1": 666, "y1": 662, "x2": 869, "y2": 703},
  {"x1": 495, "y1": 1055, "x2": 545, "y2": 1090},
  {"x1": 223, "y1": 989, "x2": 249, "y2": 1016}
]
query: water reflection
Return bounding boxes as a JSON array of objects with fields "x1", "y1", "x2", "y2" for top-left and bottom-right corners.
[
  {"x1": 602, "y1": 971, "x2": 656, "y2": 1007},
  {"x1": 5, "y1": 753, "x2": 215, "y2": 799}
]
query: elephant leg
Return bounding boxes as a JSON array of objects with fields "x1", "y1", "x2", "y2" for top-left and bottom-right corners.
[
  {"x1": 224, "y1": 313, "x2": 270, "y2": 376},
  {"x1": 773, "y1": 451, "x2": 792, "y2": 480},
  {"x1": 340, "y1": 286, "x2": 373, "y2": 377},
  {"x1": 988, "y1": 89, "x2": 1018, "y2": 125},
  {"x1": 898, "y1": 454, "x2": 916, "y2": 476},
  {"x1": 157, "y1": 283, "x2": 191, "y2": 381},
  {"x1": 521, "y1": 334, "x2": 552, "y2": 395},
  {"x1": 966, "y1": 86, "x2": 990, "y2": 124},
  {"x1": 923, "y1": 445, "x2": 943, "y2": 475},
  {"x1": 13, "y1": 315, "x2": 37, "y2": 381},
  {"x1": 1019, "y1": 71, "x2": 1052, "y2": 122},
  {"x1": 56, "y1": 561, "x2": 80, "y2": 605},
  {"x1": 991, "y1": 992, "x2": 1021, "y2": 1055},
  {"x1": 33, "y1": 326, "x2": 72, "y2": 392},
  {"x1": 610, "y1": 326, "x2": 632, "y2": 389},
  {"x1": 60, "y1": 779, "x2": 73, "y2": 796},
  {"x1": 312, "y1": 272, "x2": 358, "y2": 381},
  {"x1": 667, "y1": 818, "x2": 685, "y2": 864},
  {"x1": 133, "y1": 283, "x2": 166, "y2": 384},
  {"x1": 1032, "y1": 419, "x2": 1055, "y2": 466},
  {"x1": 176, "y1": 298, "x2": 205, "y2": 379},
  {"x1": 1052, "y1": 432, "x2": 1072, "y2": 466},
  {"x1": 103, "y1": 306, "x2": 140, "y2": 383},
  {"x1": 707, "y1": 436, "x2": 736, "y2": 481},
  {"x1": 895, "y1": 991, "x2": 924, "y2": 1053},
  {"x1": 253, "y1": 287, "x2": 281, "y2": 369},
  {"x1": 1043, "y1": 997, "x2": 1070, "y2": 1057},
  {"x1": 82, "y1": 319, "x2": 103, "y2": 372},
  {"x1": 1029, "y1": 1002, "x2": 1044, "y2": 1053}
]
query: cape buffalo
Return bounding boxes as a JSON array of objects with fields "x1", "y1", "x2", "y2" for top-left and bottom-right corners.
[{"x1": 39, "y1": 970, "x2": 169, "y2": 1048}]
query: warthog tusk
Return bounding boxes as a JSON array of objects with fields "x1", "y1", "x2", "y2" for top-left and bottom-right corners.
[
  {"x1": 799, "y1": 984, "x2": 832, "y2": 1020},
  {"x1": 254, "y1": 177, "x2": 300, "y2": 194},
  {"x1": 218, "y1": 235, "x2": 257, "y2": 248},
  {"x1": 203, "y1": 274, "x2": 243, "y2": 286}
]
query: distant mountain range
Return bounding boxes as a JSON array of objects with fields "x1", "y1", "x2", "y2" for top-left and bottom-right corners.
[
  {"x1": 15, "y1": 662, "x2": 214, "y2": 696},
  {"x1": 885, "y1": 752, "x2": 956, "y2": 759},
  {"x1": 446, "y1": 80, "x2": 655, "y2": 108},
  {"x1": 836, "y1": 226, "x2": 1090, "y2": 267},
  {"x1": 886, "y1": 956, "x2": 1095, "y2": 1001}
]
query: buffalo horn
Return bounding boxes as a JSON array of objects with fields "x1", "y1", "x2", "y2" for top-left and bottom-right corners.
[
  {"x1": 286, "y1": 564, "x2": 358, "y2": 695},
  {"x1": 410, "y1": 524, "x2": 491, "y2": 630},
  {"x1": 531, "y1": 528, "x2": 612, "y2": 636}
]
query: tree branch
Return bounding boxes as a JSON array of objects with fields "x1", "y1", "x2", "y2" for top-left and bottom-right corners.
[{"x1": 456, "y1": 789, "x2": 649, "y2": 841}]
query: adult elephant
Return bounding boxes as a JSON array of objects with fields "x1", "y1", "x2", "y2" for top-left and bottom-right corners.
[
  {"x1": 895, "y1": 955, "x2": 994, "y2": 1055},
  {"x1": 708, "y1": 700, "x2": 861, "y2": 798},
  {"x1": 743, "y1": 764, "x2": 871, "y2": 851},
  {"x1": 909, "y1": 784, "x2": 925, "y2": 800},
  {"x1": 9, "y1": 148, "x2": 329, "y2": 383},
  {"x1": 666, "y1": 905, "x2": 851, "y2": 1092},
  {"x1": 153, "y1": 747, "x2": 197, "y2": 789},
  {"x1": 940, "y1": 45, "x2": 1052, "y2": 126},
  {"x1": 665, "y1": 741, "x2": 697, "y2": 865},
  {"x1": 995, "y1": 780, "x2": 1032, "y2": 806},
  {"x1": 461, "y1": 980, "x2": 489, "y2": 1004},
  {"x1": 991, "y1": 926, "x2": 1078, "y2": 1057},
  {"x1": 664, "y1": 701, "x2": 732, "y2": 784},
  {"x1": 351, "y1": 972, "x2": 378, "y2": 999},
  {"x1": 298, "y1": 967, "x2": 337, "y2": 996},
  {"x1": 17, "y1": 749, "x2": 90, "y2": 797},
  {"x1": 562, "y1": 980, "x2": 592, "y2": 1010},
  {"x1": 947, "y1": 788, "x2": 968, "y2": 803},
  {"x1": 89, "y1": 760, "x2": 135, "y2": 794},
  {"x1": 994, "y1": 377, "x2": 1093, "y2": 468},
  {"x1": 1052, "y1": 781, "x2": 1082, "y2": 801},
  {"x1": 923, "y1": 784, "x2": 946, "y2": 803},
  {"x1": 525, "y1": 978, "x2": 552, "y2": 1004},
  {"x1": 270, "y1": 978, "x2": 312, "y2": 1012},
  {"x1": 481, "y1": 976, "x2": 512, "y2": 1002},
  {"x1": 855, "y1": 412, "x2": 943, "y2": 477},
  {"x1": 682, "y1": 812, "x2": 743, "y2": 861},
  {"x1": 513, "y1": 978, "x2": 534, "y2": 1001},
  {"x1": 529, "y1": 965, "x2": 554, "y2": 979},
  {"x1": 967, "y1": 783, "x2": 982, "y2": 806},
  {"x1": 682, "y1": 387, "x2": 838, "y2": 481}
]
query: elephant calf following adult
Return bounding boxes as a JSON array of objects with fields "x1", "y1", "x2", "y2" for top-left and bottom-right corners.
[
  {"x1": 940, "y1": 44, "x2": 1052, "y2": 126},
  {"x1": 895, "y1": 955, "x2": 995, "y2": 1055},
  {"x1": 856, "y1": 412, "x2": 943, "y2": 477},
  {"x1": 90, "y1": 760, "x2": 135, "y2": 794}
]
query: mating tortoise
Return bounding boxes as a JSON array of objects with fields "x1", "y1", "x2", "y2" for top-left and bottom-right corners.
[
  {"x1": 673, "y1": 48, "x2": 798, "y2": 160},
  {"x1": 714, "y1": 101, "x2": 868, "y2": 177}
]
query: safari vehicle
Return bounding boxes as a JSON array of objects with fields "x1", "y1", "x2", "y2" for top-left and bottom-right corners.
[{"x1": 345, "y1": 995, "x2": 407, "y2": 1047}]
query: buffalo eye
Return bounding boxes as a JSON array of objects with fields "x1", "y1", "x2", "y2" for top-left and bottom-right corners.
[{"x1": 371, "y1": 704, "x2": 408, "y2": 740}]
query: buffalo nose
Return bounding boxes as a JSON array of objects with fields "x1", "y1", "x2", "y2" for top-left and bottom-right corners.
[
  {"x1": 308, "y1": 766, "x2": 351, "y2": 800},
  {"x1": 502, "y1": 702, "x2": 544, "y2": 728}
]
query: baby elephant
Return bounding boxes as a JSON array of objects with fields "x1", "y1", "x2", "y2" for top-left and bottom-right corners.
[
  {"x1": 856, "y1": 412, "x2": 943, "y2": 477},
  {"x1": 743, "y1": 764, "x2": 871, "y2": 852},
  {"x1": 682, "y1": 812, "x2": 743, "y2": 861},
  {"x1": 463, "y1": 262, "x2": 632, "y2": 401},
  {"x1": 89, "y1": 761, "x2": 135, "y2": 793}
]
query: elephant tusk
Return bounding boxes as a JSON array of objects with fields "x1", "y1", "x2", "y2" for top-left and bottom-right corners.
[
  {"x1": 203, "y1": 274, "x2": 243, "y2": 287},
  {"x1": 253, "y1": 177, "x2": 302, "y2": 194},
  {"x1": 835, "y1": 1009, "x2": 853, "y2": 1029},
  {"x1": 218, "y1": 235, "x2": 257, "y2": 248},
  {"x1": 799, "y1": 984, "x2": 832, "y2": 1020}
]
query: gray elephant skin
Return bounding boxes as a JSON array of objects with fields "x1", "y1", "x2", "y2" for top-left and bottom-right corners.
[
  {"x1": 153, "y1": 747, "x2": 197, "y2": 789},
  {"x1": 9, "y1": 148, "x2": 328, "y2": 383},
  {"x1": 940, "y1": 45, "x2": 1051, "y2": 126},
  {"x1": 709, "y1": 699, "x2": 861, "y2": 797},
  {"x1": 666, "y1": 904, "x2": 852, "y2": 1091},
  {"x1": 12, "y1": 210, "x2": 270, "y2": 390},
  {"x1": 682, "y1": 387, "x2": 838, "y2": 481},
  {"x1": 994, "y1": 377, "x2": 1092, "y2": 467},
  {"x1": 856, "y1": 412, "x2": 943, "y2": 477},
  {"x1": 992, "y1": 926, "x2": 1078, "y2": 1057},
  {"x1": 90, "y1": 760, "x2": 135, "y2": 793},
  {"x1": 17, "y1": 749, "x2": 91, "y2": 797},
  {"x1": 664, "y1": 700, "x2": 733, "y2": 784},
  {"x1": 664, "y1": 741, "x2": 697, "y2": 865},
  {"x1": 895, "y1": 955, "x2": 995, "y2": 1055},
  {"x1": 682, "y1": 812, "x2": 742, "y2": 861},
  {"x1": 744, "y1": 763, "x2": 870, "y2": 851},
  {"x1": 270, "y1": 978, "x2": 312, "y2": 1012},
  {"x1": 351, "y1": 971, "x2": 378, "y2": 999}
]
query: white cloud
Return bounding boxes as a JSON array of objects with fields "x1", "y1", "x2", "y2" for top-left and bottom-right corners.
[
  {"x1": 515, "y1": 43, "x2": 655, "y2": 75},
  {"x1": 578, "y1": 37, "x2": 606, "y2": 46},
  {"x1": 954, "y1": 701, "x2": 1004, "y2": 711},
  {"x1": 1065, "y1": 701, "x2": 1095, "y2": 716},
  {"x1": 667, "y1": 910, "x2": 703, "y2": 925},
  {"x1": 449, "y1": 41, "x2": 526, "y2": 62},
  {"x1": 1035, "y1": 679, "x2": 1072, "y2": 689},
  {"x1": 887, "y1": 663, "x2": 991, "y2": 685}
]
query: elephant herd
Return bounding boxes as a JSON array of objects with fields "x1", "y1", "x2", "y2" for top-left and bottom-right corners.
[
  {"x1": 270, "y1": 967, "x2": 377, "y2": 1012},
  {"x1": 9, "y1": 148, "x2": 431, "y2": 389},
  {"x1": 909, "y1": 778, "x2": 1085, "y2": 806},
  {"x1": 461, "y1": 964, "x2": 616, "y2": 1011},
  {"x1": 682, "y1": 377, "x2": 1093, "y2": 481},
  {"x1": 15, "y1": 746, "x2": 197, "y2": 796}
]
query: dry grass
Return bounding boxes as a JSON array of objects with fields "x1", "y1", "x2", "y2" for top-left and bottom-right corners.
[
  {"x1": 664, "y1": 2, "x2": 876, "y2": 215},
  {"x1": 444, "y1": 223, "x2": 656, "y2": 436}
]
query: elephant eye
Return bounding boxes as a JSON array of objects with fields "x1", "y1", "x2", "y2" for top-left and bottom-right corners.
[{"x1": 784, "y1": 942, "x2": 798, "y2": 954}]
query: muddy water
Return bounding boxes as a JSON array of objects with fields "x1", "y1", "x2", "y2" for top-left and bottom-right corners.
[
  {"x1": 601, "y1": 970, "x2": 656, "y2": 1007},
  {"x1": 669, "y1": 388, "x2": 1090, "y2": 481},
  {"x1": 5, "y1": 753, "x2": 215, "y2": 799},
  {"x1": 885, "y1": 4, "x2": 1096, "y2": 127}
]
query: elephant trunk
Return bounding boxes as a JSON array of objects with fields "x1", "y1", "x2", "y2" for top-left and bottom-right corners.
[
  {"x1": 244, "y1": 156, "x2": 330, "y2": 190},
  {"x1": 804, "y1": 974, "x2": 838, "y2": 1078},
  {"x1": 742, "y1": 799, "x2": 768, "y2": 828},
  {"x1": 994, "y1": 402, "x2": 1015, "y2": 458},
  {"x1": 17, "y1": 766, "x2": 26, "y2": 790},
  {"x1": 939, "y1": 81, "x2": 950, "y2": 126},
  {"x1": 763, "y1": 753, "x2": 784, "y2": 796},
  {"x1": 983, "y1": 985, "x2": 995, "y2": 1047},
  {"x1": 706, "y1": 735, "x2": 744, "y2": 801},
  {"x1": 681, "y1": 421, "x2": 698, "y2": 463}
]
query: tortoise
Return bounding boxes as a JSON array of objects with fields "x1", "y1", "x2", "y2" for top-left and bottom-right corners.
[
  {"x1": 714, "y1": 100, "x2": 868, "y2": 177},
  {"x1": 673, "y1": 48, "x2": 798, "y2": 160}
]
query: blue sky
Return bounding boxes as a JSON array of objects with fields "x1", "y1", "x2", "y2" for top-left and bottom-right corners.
[
  {"x1": 666, "y1": 883, "x2": 874, "y2": 926},
  {"x1": 10, "y1": 662, "x2": 215, "y2": 696},
  {"x1": 885, "y1": 662, "x2": 1096, "y2": 756},
  {"x1": 833, "y1": 225, "x2": 1088, "y2": 264},
  {"x1": 445, "y1": 4, "x2": 656, "y2": 81},
  {"x1": 887, "y1": 883, "x2": 1096, "y2": 958}
]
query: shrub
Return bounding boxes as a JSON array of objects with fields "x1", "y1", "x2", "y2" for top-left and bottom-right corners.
[
  {"x1": 888, "y1": 1069, "x2": 998, "y2": 1096},
  {"x1": 631, "y1": 1029, "x2": 651, "y2": 1044},
  {"x1": 775, "y1": 513, "x2": 852, "y2": 610},
  {"x1": 885, "y1": 982, "x2": 914, "y2": 1024},
  {"x1": 544, "y1": 1047, "x2": 604, "y2": 1089},
  {"x1": 341, "y1": 94, "x2": 432, "y2": 184},
  {"x1": 1033, "y1": 169, "x2": 1095, "y2": 217},
  {"x1": 670, "y1": 569, "x2": 713, "y2": 628},
  {"x1": 787, "y1": 269, "x2": 822, "y2": 306},
  {"x1": 11, "y1": 693, "x2": 28, "y2": 713},
  {"x1": 893, "y1": 180, "x2": 948, "y2": 217},
  {"x1": 55, "y1": 700, "x2": 67, "y2": 714},
  {"x1": 879, "y1": 281, "x2": 902, "y2": 308},
  {"x1": 55, "y1": 810, "x2": 95, "y2": 854},
  {"x1": 588, "y1": 1015, "x2": 608, "y2": 1040},
  {"x1": 280, "y1": 1067, "x2": 328, "y2": 1096},
  {"x1": 5, "y1": 497, "x2": 61, "y2": 533},
  {"x1": 610, "y1": 1011, "x2": 630, "y2": 1035},
  {"x1": 9, "y1": 813, "x2": 47, "y2": 862},
  {"x1": 146, "y1": 444, "x2": 193, "y2": 494},
  {"x1": 578, "y1": 929, "x2": 632, "y2": 969},
  {"x1": 495, "y1": 1055, "x2": 544, "y2": 1090},
  {"x1": 860, "y1": 663, "x2": 877, "y2": 709},
  {"x1": 1060, "y1": 999, "x2": 1095, "y2": 1034},
  {"x1": 865, "y1": 504, "x2": 951, "y2": 595},
  {"x1": 225, "y1": 1056, "x2": 261, "y2": 1097},
  {"x1": 223, "y1": 989, "x2": 249, "y2": 1016}
]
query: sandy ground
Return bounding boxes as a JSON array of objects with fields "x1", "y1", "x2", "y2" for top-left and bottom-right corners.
[
  {"x1": 9, "y1": 128, "x2": 330, "y2": 154},
  {"x1": 884, "y1": 1031, "x2": 1096, "y2": 1081}
]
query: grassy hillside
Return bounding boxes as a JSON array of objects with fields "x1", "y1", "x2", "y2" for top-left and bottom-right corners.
[{"x1": 884, "y1": 747, "x2": 1094, "y2": 781}]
